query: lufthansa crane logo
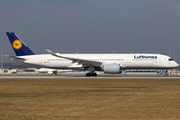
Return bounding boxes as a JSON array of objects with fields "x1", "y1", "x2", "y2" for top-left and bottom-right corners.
[{"x1": 13, "y1": 40, "x2": 22, "y2": 49}]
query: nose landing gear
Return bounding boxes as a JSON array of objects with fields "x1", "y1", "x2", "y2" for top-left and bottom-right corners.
[
  {"x1": 157, "y1": 70, "x2": 169, "y2": 76},
  {"x1": 165, "y1": 70, "x2": 169, "y2": 76}
]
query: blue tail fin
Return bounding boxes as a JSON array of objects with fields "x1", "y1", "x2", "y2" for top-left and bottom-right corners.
[{"x1": 6, "y1": 32, "x2": 35, "y2": 56}]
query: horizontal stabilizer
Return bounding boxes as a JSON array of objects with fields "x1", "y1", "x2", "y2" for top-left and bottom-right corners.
[{"x1": 4, "y1": 55, "x2": 26, "y2": 62}]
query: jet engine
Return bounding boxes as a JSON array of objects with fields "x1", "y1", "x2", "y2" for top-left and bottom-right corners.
[{"x1": 103, "y1": 63, "x2": 121, "y2": 74}]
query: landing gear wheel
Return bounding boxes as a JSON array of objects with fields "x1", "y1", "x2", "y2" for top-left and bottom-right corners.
[
  {"x1": 53, "y1": 71, "x2": 58, "y2": 75},
  {"x1": 165, "y1": 70, "x2": 169, "y2": 77},
  {"x1": 91, "y1": 73, "x2": 97, "y2": 76},
  {"x1": 86, "y1": 73, "x2": 92, "y2": 76},
  {"x1": 165, "y1": 73, "x2": 168, "y2": 77},
  {"x1": 85, "y1": 72, "x2": 97, "y2": 76}
]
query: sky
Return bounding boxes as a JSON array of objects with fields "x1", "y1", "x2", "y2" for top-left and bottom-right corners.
[{"x1": 0, "y1": 0, "x2": 180, "y2": 63}]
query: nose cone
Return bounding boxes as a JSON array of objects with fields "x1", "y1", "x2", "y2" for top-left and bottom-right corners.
[{"x1": 174, "y1": 61, "x2": 178, "y2": 67}]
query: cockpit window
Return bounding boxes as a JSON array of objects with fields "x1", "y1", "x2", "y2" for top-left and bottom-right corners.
[{"x1": 169, "y1": 58, "x2": 173, "y2": 61}]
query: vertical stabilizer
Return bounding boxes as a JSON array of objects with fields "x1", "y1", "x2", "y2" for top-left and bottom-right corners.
[{"x1": 6, "y1": 32, "x2": 35, "y2": 56}]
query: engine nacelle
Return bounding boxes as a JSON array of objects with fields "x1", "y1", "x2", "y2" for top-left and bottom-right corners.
[{"x1": 103, "y1": 64, "x2": 121, "y2": 74}]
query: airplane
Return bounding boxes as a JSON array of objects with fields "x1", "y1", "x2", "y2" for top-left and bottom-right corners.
[{"x1": 4, "y1": 32, "x2": 178, "y2": 76}]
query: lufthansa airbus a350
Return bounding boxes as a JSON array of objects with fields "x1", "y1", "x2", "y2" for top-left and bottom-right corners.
[{"x1": 4, "y1": 32, "x2": 178, "y2": 76}]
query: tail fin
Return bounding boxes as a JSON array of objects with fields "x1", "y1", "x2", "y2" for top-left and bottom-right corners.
[{"x1": 6, "y1": 32, "x2": 35, "y2": 56}]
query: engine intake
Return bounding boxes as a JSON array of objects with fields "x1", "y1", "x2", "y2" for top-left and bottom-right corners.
[{"x1": 103, "y1": 63, "x2": 121, "y2": 74}]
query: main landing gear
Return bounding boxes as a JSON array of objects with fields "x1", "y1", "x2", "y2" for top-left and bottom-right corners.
[{"x1": 86, "y1": 71, "x2": 97, "y2": 76}]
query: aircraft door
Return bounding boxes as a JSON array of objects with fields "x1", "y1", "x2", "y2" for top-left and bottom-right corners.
[
  {"x1": 39, "y1": 56, "x2": 43, "y2": 63},
  {"x1": 127, "y1": 56, "x2": 131, "y2": 63},
  {"x1": 159, "y1": 56, "x2": 162, "y2": 63}
]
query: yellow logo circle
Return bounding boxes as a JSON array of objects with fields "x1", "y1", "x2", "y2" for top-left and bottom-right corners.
[{"x1": 13, "y1": 40, "x2": 22, "y2": 49}]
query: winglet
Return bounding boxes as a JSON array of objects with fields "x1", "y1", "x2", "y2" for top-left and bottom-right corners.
[
  {"x1": 46, "y1": 49, "x2": 61, "y2": 58},
  {"x1": 47, "y1": 49, "x2": 56, "y2": 56},
  {"x1": 46, "y1": 49, "x2": 54, "y2": 54}
]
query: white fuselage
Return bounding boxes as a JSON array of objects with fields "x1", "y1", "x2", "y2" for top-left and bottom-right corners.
[{"x1": 17, "y1": 53, "x2": 178, "y2": 70}]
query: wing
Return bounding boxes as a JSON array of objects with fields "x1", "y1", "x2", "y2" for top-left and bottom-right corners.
[{"x1": 46, "y1": 49, "x2": 102, "y2": 67}]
